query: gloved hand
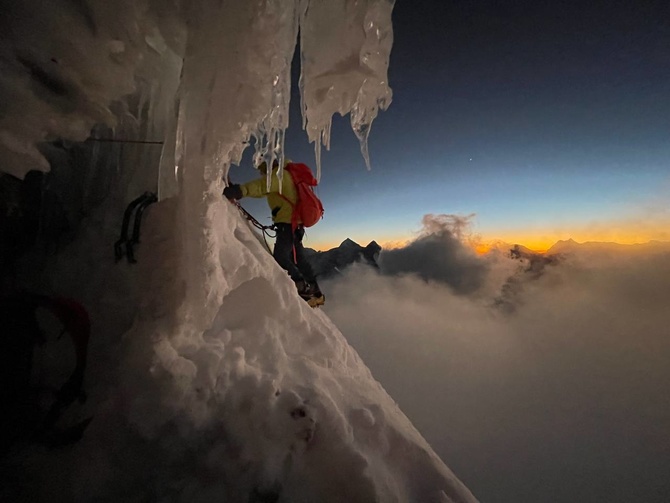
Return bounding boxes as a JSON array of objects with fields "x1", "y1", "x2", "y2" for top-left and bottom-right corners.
[{"x1": 223, "y1": 184, "x2": 243, "y2": 201}]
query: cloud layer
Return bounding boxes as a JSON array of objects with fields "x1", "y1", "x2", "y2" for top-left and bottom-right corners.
[
  {"x1": 378, "y1": 214, "x2": 490, "y2": 295},
  {"x1": 323, "y1": 218, "x2": 670, "y2": 503}
]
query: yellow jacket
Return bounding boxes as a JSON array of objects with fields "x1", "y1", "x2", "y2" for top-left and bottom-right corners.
[{"x1": 241, "y1": 168, "x2": 297, "y2": 224}]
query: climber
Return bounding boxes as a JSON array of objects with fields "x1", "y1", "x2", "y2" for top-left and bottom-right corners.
[{"x1": 223, "y1": 159, "x2": 325, "y2": 307}]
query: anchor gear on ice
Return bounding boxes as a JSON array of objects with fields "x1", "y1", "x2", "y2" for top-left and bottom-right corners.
[{"x1": 114, "y1": 191, "x2": 157, "y2": 263}]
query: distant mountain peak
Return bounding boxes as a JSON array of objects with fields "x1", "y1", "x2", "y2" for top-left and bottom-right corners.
[
  {"x1": 340, "y1": 238, "x2": 360, "y2": 248},
  {"x1": 306, "y1": 238, "x2": 380, "y2": 279}
]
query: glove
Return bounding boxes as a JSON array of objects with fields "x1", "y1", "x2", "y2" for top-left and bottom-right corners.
[{"x1": 223, "y1": 184, "x2": 243, "y2": 201}]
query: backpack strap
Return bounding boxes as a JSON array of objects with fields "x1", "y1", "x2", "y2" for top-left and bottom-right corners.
[{"x1": 276, "y1": 167, "x2": 300, "y2": 230}]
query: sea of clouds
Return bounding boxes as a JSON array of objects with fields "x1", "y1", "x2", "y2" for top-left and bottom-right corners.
[{"x1": 323, "y1": 214, "x2": 670, "y2": 503}]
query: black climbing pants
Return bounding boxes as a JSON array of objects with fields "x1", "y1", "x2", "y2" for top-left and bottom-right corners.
[{"x1": 273, "y1": 223, "x2": 317, "y2": 284}]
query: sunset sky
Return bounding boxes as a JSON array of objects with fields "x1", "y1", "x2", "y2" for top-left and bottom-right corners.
[{"x1": 233, "y1": 0, "x2": 670, "y2": 251}]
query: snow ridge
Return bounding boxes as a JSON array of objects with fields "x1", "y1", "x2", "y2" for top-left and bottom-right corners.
[{"x1": 98, "y1": 194, "x2": 477, "y2": 502}]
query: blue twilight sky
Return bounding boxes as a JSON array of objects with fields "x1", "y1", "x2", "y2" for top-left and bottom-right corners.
[{"x1": 234, "y1": 0, "x2": 670, "y2": 251}]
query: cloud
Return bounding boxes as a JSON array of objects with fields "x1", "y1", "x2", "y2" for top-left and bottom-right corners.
[
  {"x1": 378, "y1": 214, "x2": 490, "y2": 295},
  {"x1": 323, "y1": 228, "x2": 670, "y2": 503}
]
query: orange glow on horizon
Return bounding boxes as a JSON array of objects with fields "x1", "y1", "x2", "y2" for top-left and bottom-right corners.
[
  {"x1": 488, "y1": 230, "x2": 669, "y2": 253},
  {"x1": 473, "y1": 243, "x2": 494, "y2": 255},
  {"x1": 308, "y1": 220, "x2": 670, "y2": 253},
  {"x1": 378, "y1": 239, "x2": 411, "y2": 250},
  {"x1": 472, "y1": 230, "x2": 670, "y2": 255},
  {"x1": 311, "y1": 233, "x2": 669, "y2": 253}
]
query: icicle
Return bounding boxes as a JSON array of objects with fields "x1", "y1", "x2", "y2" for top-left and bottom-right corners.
[
  {"x1": 174, "y1": 94, "x2": 186, "y2": 187},
  {"x1": 354, "y1": 119, "x2": 372, "y2": 172},
  {"x1": 274, "y1": 127, "x2": 285, "y2": 193},
  {"x1": 314, "y1": 139, "x2": 321, "y2": 183},
  {"x1": 316, "y1": 119, "x2": 332, "y2": 182},
  {"x1": 350, "y1": 83, "x2": 392, "y2": 171},
  {"x1": 252, "y1": 133, "x2": 266, "y2": 169},
  {"x1": 299, "y1": 0, "x2": 394, "y2": 172},
  {"x1": 299, "y1": 37, "x2": 307, "y2": 131}
]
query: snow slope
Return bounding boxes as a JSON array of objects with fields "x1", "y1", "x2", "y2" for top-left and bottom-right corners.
[
  {"x1": 7, "y1": 196, "x2": 477, "y2": 502},
  {"x1": 80, "y1": 195, "x2": 476, "y2": 502}
]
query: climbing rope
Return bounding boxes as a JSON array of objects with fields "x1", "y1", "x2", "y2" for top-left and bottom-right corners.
[
  {"x1": 85, "y1": 138, "x2": 164, "y2": 145},
  {"x1": 232, "y1": 200, "x2": 276, "y2": 254}
]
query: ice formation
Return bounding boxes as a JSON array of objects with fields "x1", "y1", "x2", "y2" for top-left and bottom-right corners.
[{"x1": 1, "y1": 1, "x2": 476, "y2": 501}]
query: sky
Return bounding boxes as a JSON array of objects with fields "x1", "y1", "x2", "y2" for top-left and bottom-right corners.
[
  {"x1": 233, "y1": 0, "x2": 670, "y2": 251},
  {"x1": 321, "y1": 220, "x2": 670, "y2": 503}
]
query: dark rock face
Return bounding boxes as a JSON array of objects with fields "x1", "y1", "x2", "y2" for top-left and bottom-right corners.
[{"x1": 304, "y1": 238, "x2": 380, "y2": 279}]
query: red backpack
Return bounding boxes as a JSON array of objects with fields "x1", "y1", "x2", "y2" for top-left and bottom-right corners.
[{"x1": 282, "y1": 162, "x2": 324, "y2": 229}]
